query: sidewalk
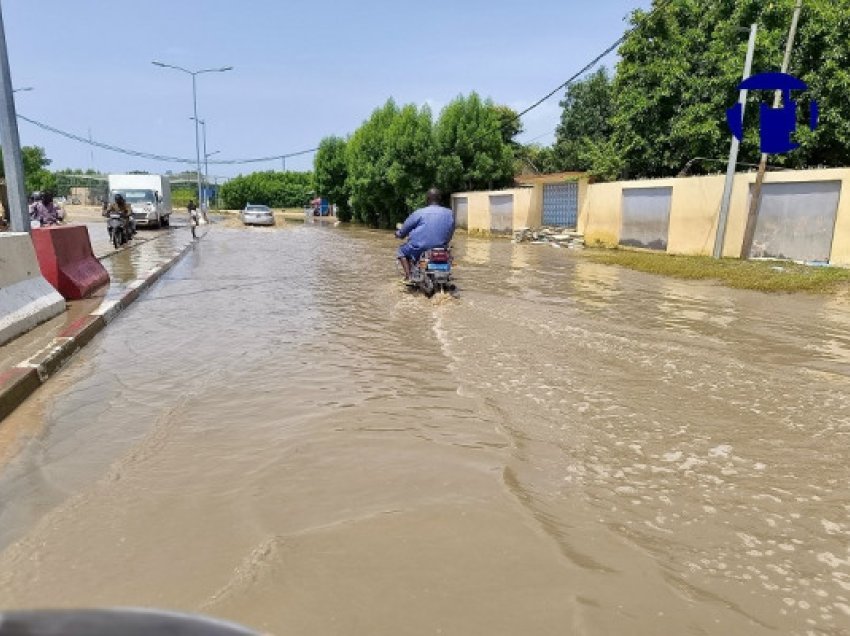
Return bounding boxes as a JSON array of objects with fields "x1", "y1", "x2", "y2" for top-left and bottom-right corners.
[{"x1": 0, "y1": 224, "x2": 207, "y2": 421}]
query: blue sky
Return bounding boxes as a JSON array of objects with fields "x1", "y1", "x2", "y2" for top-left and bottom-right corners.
[{"x1": 6, "y1": 0, "x2": 650, "y2": 179}]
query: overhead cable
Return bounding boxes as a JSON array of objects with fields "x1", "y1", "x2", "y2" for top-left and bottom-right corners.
[
  {"x1": 17, "y1": 114, "x2": 316, "y2": 165},
  {"x1": 516, "y1": 0, "x2": 676, "y2": 119}
]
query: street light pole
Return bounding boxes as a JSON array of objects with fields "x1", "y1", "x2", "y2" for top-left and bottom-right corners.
[
  {"x1": 153, "y1": 61, "x2": 232, "y2": 225},
  {"x1": 190, "y1": 117, "x2": 208, "y2": 208},
  {"x1": 0, "y1": 3, "x2": 29, "y2": 232},
  {"x1": 191, "y1": 73, "x2": 202, "y2": 218}
]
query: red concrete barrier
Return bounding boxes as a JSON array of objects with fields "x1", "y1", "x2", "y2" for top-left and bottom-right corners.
[{"x1": 30, "y1": 226, "x2": 109, "y2": 300}]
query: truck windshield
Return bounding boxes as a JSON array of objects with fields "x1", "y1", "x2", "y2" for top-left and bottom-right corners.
[{"x1": 115, "y1": 190, "x2": 156, "y2": 204}]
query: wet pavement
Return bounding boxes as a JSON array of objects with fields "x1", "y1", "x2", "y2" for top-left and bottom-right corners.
[
  {"x1": 0, "y1": 215, "x2": 199, "y2": 375},
  {"x1": 0, "y1": 224, "x2": 848, "y2": 635}
]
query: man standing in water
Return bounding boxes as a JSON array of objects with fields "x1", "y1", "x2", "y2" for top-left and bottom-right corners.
[{"x1": 395, "y1": 188, "x2": 455, "y2": 281}]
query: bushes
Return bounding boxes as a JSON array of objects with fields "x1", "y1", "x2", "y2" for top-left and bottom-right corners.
[{"x1": 219, "y1": 171, "x2": 313, "y2": 209}]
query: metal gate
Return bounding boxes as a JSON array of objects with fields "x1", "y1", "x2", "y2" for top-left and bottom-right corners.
[
  {"x1": 453, "y1": 196, "x2": 468, "y2": 229},
  {"x1": 619, "y1": 187, "x2": 672, "y2": 250},
  {"x1": 749, "y1": 181, "x2": 840, "y2": 262},
  {"x1": 489, "y1": 194, "x2": 513, "y2": 232},
  {"x1": 542, "y1": 182, "x2": 579, "y2": 227}
]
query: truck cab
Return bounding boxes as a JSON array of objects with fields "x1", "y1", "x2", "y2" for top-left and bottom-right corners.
[{"x1": 107, "y1": 175, "x2": 172, "y2": 228}]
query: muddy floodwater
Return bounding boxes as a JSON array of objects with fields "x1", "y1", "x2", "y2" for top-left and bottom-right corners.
[{"x1": 0, "y1": 223, "x2": 848, "y2": 635}]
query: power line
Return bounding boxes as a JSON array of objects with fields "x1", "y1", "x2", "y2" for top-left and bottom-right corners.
[
  {"x1": 516, "y1": 0, "x2": 676, "y2": 120},
  {"x1": 17, "y1": 113, "x2": 317, "y2": 165}
]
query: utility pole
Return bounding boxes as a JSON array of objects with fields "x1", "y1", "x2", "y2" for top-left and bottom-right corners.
[
  {"x1": 740, "y1": 0, "x2": 803, "y2": 259},
  {"x1": 714, "y1": 24, "x2": 757, "y2": 258},
  {"x1": 281, "y1": 156, "x2": 286, "y2": 172},
  {"x1": 0, "y1": 3, "x2": 30, "y2": 232}
]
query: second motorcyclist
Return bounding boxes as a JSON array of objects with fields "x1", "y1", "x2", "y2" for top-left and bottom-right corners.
[{"x1": 104, "y1": 193, "x2": 137, "y2": 239}]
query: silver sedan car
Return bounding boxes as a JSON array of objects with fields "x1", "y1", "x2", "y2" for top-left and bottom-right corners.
[{"x1": 240, "y1": 204, "x2": 275, "y2": 226}]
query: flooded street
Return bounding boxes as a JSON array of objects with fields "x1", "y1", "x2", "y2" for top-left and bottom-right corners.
[{"x1": 0, "y1": 223, "x2": 848, "y2": 635}]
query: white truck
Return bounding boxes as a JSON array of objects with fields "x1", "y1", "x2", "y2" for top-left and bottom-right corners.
[{"x1": 107, "y1": 174, "x2": 172, "y2": 228}]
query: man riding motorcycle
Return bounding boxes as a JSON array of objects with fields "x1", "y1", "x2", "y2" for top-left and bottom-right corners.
[
  {"x1": 103, "y1": 193, "x2": 136, "y2": 239},
  {"x1": 395, "y1": 188, "x2": 455, "y2": 281}
]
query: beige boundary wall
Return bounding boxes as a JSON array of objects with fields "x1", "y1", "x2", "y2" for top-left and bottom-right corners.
[
  {"x1": 578, "y1": 168, "x2": 850, "y2": 265},
  {"x1": 451, "y1": 187, "x2": 537, "y2": 234},
  {"x1": 451, "y1": 173, "x2": 589, "y2": 234}
]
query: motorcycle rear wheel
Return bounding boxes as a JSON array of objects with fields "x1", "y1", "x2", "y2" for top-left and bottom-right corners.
[{"x1": 419, "y1": 276, "x2": 435, "y2": 298}]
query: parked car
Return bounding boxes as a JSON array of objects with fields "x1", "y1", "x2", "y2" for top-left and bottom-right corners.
[{"x1": 240, "y1": 204, "x2": 275, "y2": 226}]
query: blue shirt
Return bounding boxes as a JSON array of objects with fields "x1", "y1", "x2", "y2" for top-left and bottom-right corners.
[{"x1": 396, "y1": 204, "x2": 455, "y2": 249}]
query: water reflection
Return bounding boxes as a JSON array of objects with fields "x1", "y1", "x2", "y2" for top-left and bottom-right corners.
[
  {"x1": 460, "y1": 236, "x2": 492, "y2": 265},
  {"x1": 569, "y1": 260, "x2": 623, "y2": 311}
]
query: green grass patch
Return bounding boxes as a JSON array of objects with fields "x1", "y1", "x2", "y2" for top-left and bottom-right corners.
[{"x1": 582, "y1": 248, "x2": 850, "y2": 293}]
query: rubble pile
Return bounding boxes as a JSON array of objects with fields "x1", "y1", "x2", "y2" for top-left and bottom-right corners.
[{"x1": 513, "y1": 227, "x2": 585, "y2": 249}]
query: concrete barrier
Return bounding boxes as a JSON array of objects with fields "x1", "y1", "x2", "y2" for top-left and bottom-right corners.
[
  {"x1": 31, "y1": 225, "x2": 109, "y2": 300},
  {"x1": 0, "y1": 233, "x2": 66, "y2": 346}
]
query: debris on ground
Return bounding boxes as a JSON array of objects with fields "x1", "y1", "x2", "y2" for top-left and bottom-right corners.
[{"x1": 513, "y1": 227, "x2": 585, "y2": 249}]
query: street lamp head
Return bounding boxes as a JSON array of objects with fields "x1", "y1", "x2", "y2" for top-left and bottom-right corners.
[
  {"x1": 197, "y1": 66, "x2": 234, "y2": 75},
  {"x1": 12, "y1": 87, "x2": 33, "y2": 93},
  {"x1": 151, "y1": 61, "x2": 167, "y2": 67}
]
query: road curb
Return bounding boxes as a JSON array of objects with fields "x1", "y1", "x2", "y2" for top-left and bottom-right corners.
[{"x1": 0, "y1": 231, "x2": 202, "y2": 423}]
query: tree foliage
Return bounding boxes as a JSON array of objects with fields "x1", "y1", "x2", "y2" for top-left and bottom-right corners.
[
  {"x1": 554, "y1": 68, "x2": 615, "y2": 172},
  {"x1": 314, "y1": 136, "x2": 352, "y2": 221},
  {"x1": 219, "y1": 171, "x2": 313, "y2": 209},
  {"x1": 434, "y1": 93, "x2": 515, "y2": 195},
  {"x1": 0, "y1": 146, "x2": 56, "y2": 193},
  {"x1": 605, "y1": 0, "x2": 850, "y2": 179},
  {"x1": 345, "y1": 100, "x2": 436, "y2": 227},
  {"x1": 313, "y1": 94, "x2": 518, "y2": 228},
  {"x1": 515, "y1": 144, "x2": 560, "y2": 176}
]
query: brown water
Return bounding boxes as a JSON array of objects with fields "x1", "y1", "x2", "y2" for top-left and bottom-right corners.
[{"x1": 0, "y1": 224, "x2": 849, "y2": 635}]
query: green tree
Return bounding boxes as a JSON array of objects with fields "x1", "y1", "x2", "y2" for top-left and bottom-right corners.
[
  {"x1": 346, "y1": 99, "x2": 400, "y2": 227},
  {"x1": 554, "y1": 68, "x2": 615, "y2": 172},
  {"x1": 609, "y1": 0, "x2": 850, "y2": 178},
  {"x1": 0, "y1": 146, "x2": 56, "y2": 193},
  {"x1": 384, "y1": 103, "x2": 435, "y2": 224},
  {"x1": 314, "y1": 136, "x2": 351, "y2": 221},
  {"x1": 345, "y1": 100, "x2": 435, "y2": 228},
  {"x1": 492, "y1": 104, "x2": 524, "y2": 146},
  {"x1": 219, "y1": 171, "x2": 313, "y2": 209},
  {"x1": 434, "y1": 93, "x2": 515, "y2": 194},
  {"x1": 515, "y1": 144, "x2": 560, "y2": 175}
]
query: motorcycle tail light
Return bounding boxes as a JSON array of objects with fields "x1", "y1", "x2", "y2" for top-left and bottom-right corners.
[{"x1": 429, "y1": 251, "x2": 449, "y2": 263}]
